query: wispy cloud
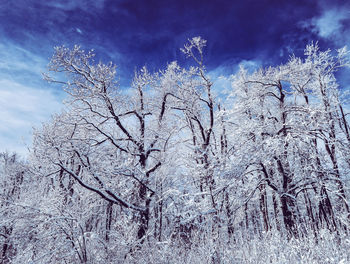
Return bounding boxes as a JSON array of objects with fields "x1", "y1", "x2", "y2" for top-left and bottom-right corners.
[
  {"x1": 43, "y1": 0, "x2": 106, "y2": 13},
  {"x1": 0, "y1": 40, "x2": 47, "y2": 85},
  {"x1": 0, "y1": 39, "x2": 64, "y2": 156},
  {"x1": 313, "y1": 9, "x2": 349, "y2": 39},
  {"x1": 0, "y1": 80, "x2": 63, "y2": 156},
  {"x1": 76, "y1": 28, "x2": 83, "y2": 35},
  {"x1": 300, "y1": 6, "x2": 350, "y2": 44}
]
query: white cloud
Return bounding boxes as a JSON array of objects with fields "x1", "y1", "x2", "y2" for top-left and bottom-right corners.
[
  {"x1": 0, "y1": 80, "x2": 63, "y2": 157},
  {"x1": 0, "y1": 39, "x2": 66, "y2": 156},
  {"x1": 238, "y1": 59, "x2": 261, "y2": 72},
  {"x1": 300, "y1": 8, "x2": 350, "y2": 41},
  {"x1": 207, "y1": 66, "x2": 233, "y2": 98},
  {"x1": 314, "y1": 9, "x2": 349, "y2": 38},
  {"x1": 207, "y1": 60, "x2": 261, "y2": 99},
  {"x1": 0, "y1": 40, "x2": 47, "y2": 88}
]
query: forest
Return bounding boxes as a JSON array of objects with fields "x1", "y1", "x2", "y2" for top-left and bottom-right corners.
[{"x1": 2, "y1": 37, "x2": 350, "y2": 263}]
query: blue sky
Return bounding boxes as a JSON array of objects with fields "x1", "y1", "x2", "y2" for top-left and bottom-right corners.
[{"x1": 1, "y1": 0, "x2": 350, "y2": 156}]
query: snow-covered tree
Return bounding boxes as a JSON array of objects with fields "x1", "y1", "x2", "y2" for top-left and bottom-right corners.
[{"x1": 3, "y1": 38, "x2": 350, "y2": 263}]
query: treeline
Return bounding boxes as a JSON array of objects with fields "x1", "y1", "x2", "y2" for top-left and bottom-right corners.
[{"x1": 1, "y1": 38, "x2": 350, "y2": 263}]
